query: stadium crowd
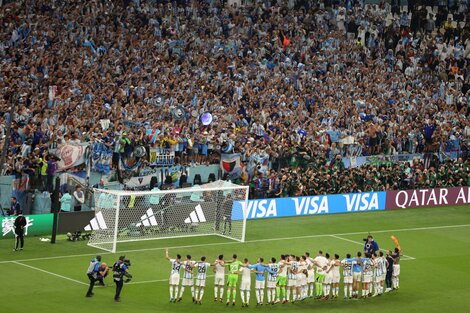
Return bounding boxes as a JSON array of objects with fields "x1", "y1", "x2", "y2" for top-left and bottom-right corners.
[{"x1": 0, "y1": 0, "x2": 469, "y2": 200}]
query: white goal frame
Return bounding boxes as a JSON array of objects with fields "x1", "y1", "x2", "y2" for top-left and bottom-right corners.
[{"x1": 88, "y1": 181, "x2": 249, "y2": 253}]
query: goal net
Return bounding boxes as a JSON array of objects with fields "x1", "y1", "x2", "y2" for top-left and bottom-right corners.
[{"x1": 87, "y1": 180, "x2": 249, "y2": 253}]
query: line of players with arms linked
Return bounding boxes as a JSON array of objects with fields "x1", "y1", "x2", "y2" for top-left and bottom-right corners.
[{"x1": 165, "y1": 247, "x2": 402, "y2": 307}]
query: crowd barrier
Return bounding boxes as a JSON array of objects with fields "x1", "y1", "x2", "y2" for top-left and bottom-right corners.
[{"x1": 1, "y1": 187, "x2": 468, "y2": 239}]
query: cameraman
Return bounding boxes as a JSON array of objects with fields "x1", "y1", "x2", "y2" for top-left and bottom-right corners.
[
  {"x1": 86, "y1": 255, "x2": 101, "y2": 297},
  {"x1": 364, "y1": 235, "x2": 379, "y2": 255},
  {"x1": 112, "y1": 256, "x2": 132, "y2": 302}
]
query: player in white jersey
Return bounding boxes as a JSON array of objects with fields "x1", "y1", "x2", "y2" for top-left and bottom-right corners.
[
  {"x1": 297, "y1": 256, "x2": 308, "y2": 300},
  {"x1": 213, "y1": 254, "x2": 225, "y2": 302},
  {"x1": 330, "y1": 254, "x2": 341, "y2": 298},
  {"x1": 323, "y1": 253, "x2": 333, "y2": 300},
  {"x1": 304, "y1": 252, "x2": 315, "y2": 298},
  {"x1": 277, "y1": 255, "x2": 288, "y2": 304},
  {"x1": 165, "y1": 249, "x2": 183, "y2": 303},
  {"x1": 341, "y1": 254, "x2": 356, "y2": 299},
  {"x1": 239, "y1": 258, "x2": 252, "y2": 307},
  {"x1": 267, "y1": 258, "x2": 280, "y2": 304},
  {"x1": 361, "y1": 254, "x2": 374, "y2": 298},
  {"x1": 286, "y1": 255, "x2": 298, "y2": 303},
  {"x1": 178, "y1": 254, "x2": 196, "y2": 302},
  {"x1": 376, "y1": 251, "x2": 387, "y2": 295},
  {"x1": 194, "y1": 256, "x2": 211, "y2": 304}
]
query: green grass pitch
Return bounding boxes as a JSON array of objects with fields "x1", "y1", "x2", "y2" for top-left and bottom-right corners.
[{"x1": 1, "y1": 205, "x2": 470, "y2": 313}]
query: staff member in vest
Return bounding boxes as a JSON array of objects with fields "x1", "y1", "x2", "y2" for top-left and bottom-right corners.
[
  {"x1": 73, "y1": 186, "x2": 85, "y2": 211},
  {"x1": 59, "y1": 191, "x2": 73, "y2": 212},
  {"x1": 86, "y1": 255, "x2": 102, "y2": 297},
  {"x1": 112, "y1": 256, "x2": 131, "y2": 302},
  {"x1": 13, "y1": 211, "x2": 27, "y2": 251}
]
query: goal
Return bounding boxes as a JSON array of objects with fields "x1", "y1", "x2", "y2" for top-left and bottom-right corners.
[{"x1": 87, "y1": 180, "x2": 249, "y2": 253}]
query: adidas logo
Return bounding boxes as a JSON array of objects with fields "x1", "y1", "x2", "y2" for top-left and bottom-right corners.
[
  {"x1": 84, "y1": 211, "x2": 108, "y2": 231},
  {"x1": 136, "y1": 208, "x2": 158, "y2": 227},
  {"x1": 184, "y1": 204, "x2": 206, "y2": 224}
]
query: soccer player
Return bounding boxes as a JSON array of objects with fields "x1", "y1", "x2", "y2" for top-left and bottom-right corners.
[
  {"x1": 297, "y1": 256, "x2": 308, "y2": 300},
  {"x1": 311, "y1": 251, "x2": 328, "y2": 299},
  {"x1": 267, "y1": 257, "x2": 280, "y2": 304},
  {"x1": 361, "y1": 253, "x2": 374, "y2": 298},
  {"x1": 226, "y1": 254, "x2": 243, "y2": 306},
  {"x1": 248, "y1": 257, "x2": 274, "y2": 306},
  {"x1": 323, "y1": 253, "x2": 332, "y2": 300},
  {"x1": 330, "y1": 254, "x2": 341, "y2": 298},
  {"x1": 341, "y1": 253, "x2": 356, "y2": 299},
  {"x1": 392, "y1": 247, "x2": 401, "y2": 290},
  {"x1": 165, "y1": 249, "x2": 183, "y2": 303},
  {"x1": 178, "y1": 255, "x2": 196, "y2": 302},
  {"x1": 286, "y1": 255, "x2": 298, "y2": 303},
  {"x1": 305, "y1": 252, "x2": 315, "y2": 298},
  {"x1": 213, "y1": 254, "x2": 225, "y2": 302},
  {"x1": 352, "y1": 252, "x2": 363, "y2": 299},
  {"x1": 377, "y1": 251, "x2": 387, "y2": 295},
  {"x1": 239, "y1": 258, "x2": 252, "y2": 307},
  {"x1": 277, "y1": 255, "x2": 288, "y2": 304},
  {"x1": 194, "y1": 256, "x2": 211, "y2": 304}
]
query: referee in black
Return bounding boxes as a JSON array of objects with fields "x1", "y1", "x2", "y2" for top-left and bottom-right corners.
[{"x1": 13, "y1": 211, "x2": 26, "y2": 251}]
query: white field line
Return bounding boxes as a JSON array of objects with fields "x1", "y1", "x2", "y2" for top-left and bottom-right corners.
[
  {"x1": 329, "y1": 235, "x2": 416, "y2": 260},
  {"x1": 2, "y1": 223, "x2": 468, "y2": 264},
  {"x1": 12, "y1": 261, "x2": 88, "y2": 285}
]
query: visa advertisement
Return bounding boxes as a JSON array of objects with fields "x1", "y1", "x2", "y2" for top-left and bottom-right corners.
[{"x1": 232, "y1": 192, "x2": 386, "y2": 220}]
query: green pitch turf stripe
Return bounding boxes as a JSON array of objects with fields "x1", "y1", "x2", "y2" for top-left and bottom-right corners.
[{"x1": 1, "y1": 223, "x2": 469, "y2": 264}]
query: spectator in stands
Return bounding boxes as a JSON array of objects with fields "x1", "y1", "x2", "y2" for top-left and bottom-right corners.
[
  {"x1": 73, "y1": 186, "x2": 85, "y2": 212},
  {"x1": 59, "y1": 191, "x2": 73, "y2": 212},
  {"x1": 9, "y1": 197, "x2": 20, "y2": 216}
]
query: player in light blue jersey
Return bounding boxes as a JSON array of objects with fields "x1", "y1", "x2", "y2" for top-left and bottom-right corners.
[
  {"x1": 361, "y1": 254, "x2": 374, "y2": 298},
  {"x1": 165, "y1": 249, "x2": 183, "y2": 303},
  {"x1": 341, "y1": 253, "x2": 356, "y2": 299},
  {"x1": 286, "y1": 255, "x2": 299, "y2": 303},
  {"x1": 267, "y1": 257, "x2": 280, "y2": 305},
  {"x1": 352, "y1": 252, "x2": 363, "y2": 299},
  {"x1": 194, "y1": 256, "x2": 212, "y2": 304},
  {"x1": 243, "y1": 257, "x2": 274, "y2": 306},
  {"x1": 178, "y1": 255, "x2": 196, "y2": 302}
]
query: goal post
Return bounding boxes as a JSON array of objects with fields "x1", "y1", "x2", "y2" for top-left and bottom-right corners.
[{"x1": 87, "y1": 180, "x2": 249, "y2": 253}]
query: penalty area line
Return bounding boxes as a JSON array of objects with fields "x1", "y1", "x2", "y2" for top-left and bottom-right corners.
[
  {"x1": 12, "y1": 261, "x2": 88, "y2": 285},
  {"x1": 329, "y1": 235, "x2": 416, "y2": 260}
]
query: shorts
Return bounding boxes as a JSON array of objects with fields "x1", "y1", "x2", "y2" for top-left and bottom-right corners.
[
  {"x1": 362, "y1": 275, "x2": 372, "y2": 283},
  {"x1": 332, "y1": 274, "x2": 340, "y2": 284},
  {"x1": 169, "y1": 273, "x2": 180, "y2": 285},
  {"x1": 343, "y1": 276, "x2": 353, "y2": 284},
  {"x1": 324, "y1": 274, "x2": 332, "y2": 284},
  {"x1": 381, "y1": 274, "x2": 386, "y2": 282},
  {"x1": 182, "y1": 278, "x2": 194, "y2": 286},
  {"x1": 287, "y1": 277, "x2": 297, "y2": 287},
  {"x1": 277, "y1": 276, "x2": 287, "y2": 287},
  {"x1": 353, "y1": 272, "x2": 362, "y2": 282},
  {"x1": 214, "y1": 275, "x2": 225, "y2": 286},
  {"x1": 374, "y1": 275, "x2": 382, "y2": 283},
  {"x1": 240, "y1": 280, "x2": 251, "y2": 291},
  {"x1": 255, "y1": 280, "x2": 265, "y2": 289},
  {"x1": 228, "y1": 274, "x2": 239, "y2": 287},
  {"x1": 315, "y1": 272, "x2": 326, "y2": 284},
  {"x1": 393, "y1": 264, "x2": 400, "y2": 276},
  {"x1": 307, "y1": 270, "x2": 315, "y2": 283},
  {"x1": 296, "y1": 274, "x2": 307, "y2": 286},
  {"x1": 195, "y1": 279, "x2": 206, "y2": 287},
  {"x1": 267, "y1": 281, "x2": 277, "y2": 289}
]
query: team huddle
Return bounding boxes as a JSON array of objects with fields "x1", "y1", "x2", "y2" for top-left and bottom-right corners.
[{"x1": 165, "y1": 247, "x2": 402, "y2": 306}]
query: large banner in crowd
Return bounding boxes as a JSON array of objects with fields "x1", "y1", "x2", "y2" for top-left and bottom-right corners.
[
  {"x1": 54, "y1": 143, "x2": 90, "y2": 171},
  {"x1": 232, "y1": 191, "x2": 386, "y2": 220},
  {"x1": 385, "y1": 186, "x2": 470, "y2": 209}
]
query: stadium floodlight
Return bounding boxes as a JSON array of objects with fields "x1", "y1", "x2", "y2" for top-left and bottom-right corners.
[{"x1": 87, "y1": 180, "x2": 249, "y2": 253}]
